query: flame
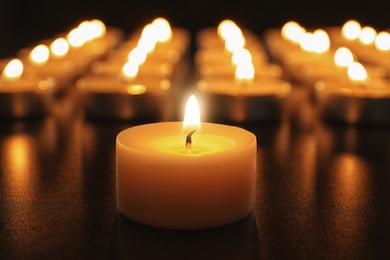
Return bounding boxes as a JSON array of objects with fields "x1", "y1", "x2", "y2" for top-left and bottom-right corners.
[
  {"x1": 90, "y1": 19, "x2": 106, "y2": 39},
  {"x1": 375, "y1": 31, "x2": 390, "y2": 51},
  {"x1": 235, "y1": 61, "x2": 255, "y2": 84},
  {"x1": 225, "y1": 35, "x2": 245, "y2": 53},
  {"x1": 122, "y1": 60, "x2": 139, "y2": 80},
  {"x1": 127, "y1": 46, "x2": 148, "y2": 65},
  {"x1": 358, "y1": 26, "x2": 377, "y2": 45},
  {"x1": 218, "y1": 20, "x2": 239, "y2": 40},
  {"x1": 50, "y1": 37, "x2": 69, "y2": 57},
  {"x1": 342, "y1": 20, "x2": 361, "y2": 40},
  {"x1": 334, "y1": 47, "x2": 354, "y2": 67},
  {"x1": 137, "y1": 24, "x2": 157, "y2": 53},
  {"x1": 281, "y1": 21, "x2": 306, "y2": 44},
  {"x1": 231, "y1": 48, "x2": 252, "y2": 66},
  {"x1": 183, "y1": 95, "x2": 201, "y2": 131},
  {"x1": 67, "y1": 27, "x2": 86, "y2": 47},
  {"x1": 217, "y1": 20, "x2": 245, "y2": 52},
  {"x1": 2, "y1": 59, "x2": 23, "y2": 80},
  {"x1": 347, "y1": 62, "x2": 368, "y2": 82},
  {"x1": 299, "y1": 29, "x2": 330, "y2": 53},
  {"x1": 152, "y1": 17, "x2": 172, "y2": 43},
  {"x1": 29, "y1": 44, "x2": 50, "y2": 65}
]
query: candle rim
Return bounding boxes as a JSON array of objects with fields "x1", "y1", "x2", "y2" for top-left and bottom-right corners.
[{"x1": 116, "y1": 121, "x2": 256, "y2": 160}]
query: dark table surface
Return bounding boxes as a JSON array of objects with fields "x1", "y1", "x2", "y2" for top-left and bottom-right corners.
[{"x1": 1, "y1": 70, "x2": 390, "y2": 260}]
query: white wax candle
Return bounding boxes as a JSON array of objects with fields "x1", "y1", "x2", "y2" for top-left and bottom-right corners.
[
  {"x1": 197, "y1": 77, "x2": 291, "y2": 96},
  {"x1": 116, "y1": 122, "x2": 257, "y2": 229}
]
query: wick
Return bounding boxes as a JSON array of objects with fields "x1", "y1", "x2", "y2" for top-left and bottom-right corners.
[{"x1": 186, "y1": 130, "x2": 195, "y2": 151}]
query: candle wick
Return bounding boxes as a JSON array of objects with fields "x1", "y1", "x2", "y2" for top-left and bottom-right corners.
[{"x1": 186, "y1": 130, "x2": 195, "y2": 151}]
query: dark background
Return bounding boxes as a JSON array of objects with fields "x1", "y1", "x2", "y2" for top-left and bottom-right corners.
[{"x1": 0, "y1": 0, "x2": 389, "y2": 58}]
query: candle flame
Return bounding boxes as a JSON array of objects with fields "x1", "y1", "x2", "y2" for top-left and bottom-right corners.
[
  {"x1": 29, "y1": 44, "x2": 50, "y2": 65},
  {"x1": 347, "y1": 62, "x2": 368, "y2": 82},
  {"x1": 122, "y1": 60, "x2": 139, "y2": 80},
  {"x1": 358, "y1": 26, "x2": 377, "y2": 45},
  {"x1": 235, "y1": 61, "x2": 255, "y2": 84},
  {"x1": 375, "y1": 31, "x2": 390, "y2": 51},
  {"x1": 183, "y1": 94, "x2": 201, "y2": 130},
  {"x1": 217, "y1": 20, "x2": 245, "y2": 53},
  {"x1": 2, "y1": 59, "x2": 24, "y2": 80},
  {"x1": 231, "y1": 48, "x2": 252, "y2": 66},
  {"x1": 90, "y1": 19, "x2": 106, "y2": 39},
  {"x1": 281, "y1": 21, "x2": 306, "y2": 44},
  {"x1": 137, "y1": 24, "x2": 157, "y2": 54},
  {"x1": 67, "y1": 27, "x2": 86, "y2": 47},
  {"x1": 334, "y1": 47, "x2": 354, "y2": 67},
  {"x1": 50, "y1": 37, "x2": 69, "y2": 57},
  {"x1": 342, "y1": 20, "x2": 361, "y2": 40},
  {"x1": 152, "y1": 17, "x2": 172, "y2": 43},
  {"x1": 218, "y1": 20, "x2": 239, "y2": 40},
  {"x1": 300, "y1": 29, "x2": 330, "y2": 53},
  {"x1": 127, "y1": 46, "x2": 148, "y2": 65}
]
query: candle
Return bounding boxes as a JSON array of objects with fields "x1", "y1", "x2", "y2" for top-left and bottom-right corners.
[
  {"x1": 116, "y1": 95, "x2": 257, "y2": 229},
  {"x1": 263, "y1": 21, "x2": 307, "y2": 63},
  {"x1": 314, "y1": 61, "x2": 390, "y2": 124},
  {"x1": 76, "y1": 75, "x2": 173, "y2": 120},
  {"x1": 195, "y1": 50, "x2": 291, "y2": 123},
  {"x1": 195, "y1": 20, "x2": 290, "y2": 123},
  {"x1": 290, "y1": 47, "x2": 387, "y2": 86},
  {"x1": 0, "y1": 59, "x2": 56, "y2": 118}
]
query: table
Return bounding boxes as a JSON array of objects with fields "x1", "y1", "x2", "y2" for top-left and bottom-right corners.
[{"x1": 0, "y1": 77, "x2": 390, "y2": 259}]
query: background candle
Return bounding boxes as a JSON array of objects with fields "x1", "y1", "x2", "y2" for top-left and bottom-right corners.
[
  {"x1": 76, "y1": 75, "x2": 174, "y2": 121},
  {"x1": 0, "y1": 59, "x2": 56, "y2": 118},
  {"x1": 116, "y1": 95, "x2": 256, "y2": 229},
  {"x1": 314, "y1": 62, "x2": 390, "y2": 124}
]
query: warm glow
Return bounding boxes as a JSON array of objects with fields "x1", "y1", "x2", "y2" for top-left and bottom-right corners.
[
  {"x1": 300, "y1": 30, "x2": 330, "y2": 53},
  {"x1": 358, "y1": 26, "x2": 377, "y2": 45},
  {"x1": 137, "y1": 24, "x2": 157, "y2": 53},
  {"x1": 281, "y1": 21, "x2": 306, "y2": 44},
  {"x1": 50, "y1": 37, "x2": 69, "y2": 57},
  {"x1": 127, "y1": 84, "x2": 146, "y2": 95},
  {"x1": 90, "y1": 19, "x2": 106, "y2": 39},
  {"x1": 218, "y1": 20, "x2": 239, "y2": 40},
  {"x1": 375, "y1": 31, "x2": 390, "y2": 51},
  {"x1": 78, "y1": 21, "x2": 97, "y2": 41},
  {"x1": 342, "y1": 20, "x2": 361, "y2": 40},
  {"x1": 127, "y1": 46, "x2": 148, "y2": 65},
  {"x1": 231, "y1": 48, "x2": 252, "y2": 66},
  {"x1": 235, "y1": 61, "x2": 255, "y2": 83},
  {"x1": 152, "y1": 17, "x2": 172, "y2": 43},
  {"x1": 217, "y1": 20, "x2": 245, "y2": 52},
  {"x1": 183, "y1": 95, "x2": 201, "y2": 131},
  {"x1": 122, "y1": 60, "x2": 139, "y2": 80},
  {"x1": 29, "y1": 44, "x2": 50, "y2": 65},
  {"x1": 225, "y1": 35, "x2": 246, "y2": 53},
  {"x1": 347, "y1": 62, "x2": 368, "y2": 82},
  {"x1": 67, "y1": 27, "x2": 86, "y2": 47},
  {"x1": 334, "y1": 47, "x2": 354, "y2": 67},
  {"x1": 2, "y1": 59, "x2": 23, "y2": 80}
]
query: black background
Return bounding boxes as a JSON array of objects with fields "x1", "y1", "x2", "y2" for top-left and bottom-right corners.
[{"x1": 1, "y1": 0, "x2": 389, "y2": 58}]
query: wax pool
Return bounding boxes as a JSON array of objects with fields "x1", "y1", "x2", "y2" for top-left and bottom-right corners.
[{"x1": 116, "y1": 122, "x2": 257, "y2": 229}]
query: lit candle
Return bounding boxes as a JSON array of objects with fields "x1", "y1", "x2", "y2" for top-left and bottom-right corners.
[
  {"x1": 280, "y1": 29, "x2": 334, "y2": 82},
  {"x1": 294, "y1": 46, "x2": 387, "y2": 86},
  {"x1": 196, "y1": 51, "x2": 291, "y2": 123},
  {"x1": 314, "y1": 61, "x2": 390, "y2": 124},
  {"x1": 263, "y1": 20, "x2": 306, "y2": 63},
  {"x1": 0, "y1": 59, "x2": 56, "y2": 118},
  {"x1": 76, "y1": 74, "x2": 173, "y2": 120},
  {"x1": 116, "y1": 95, "x2": 257, "y2": 229}
]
